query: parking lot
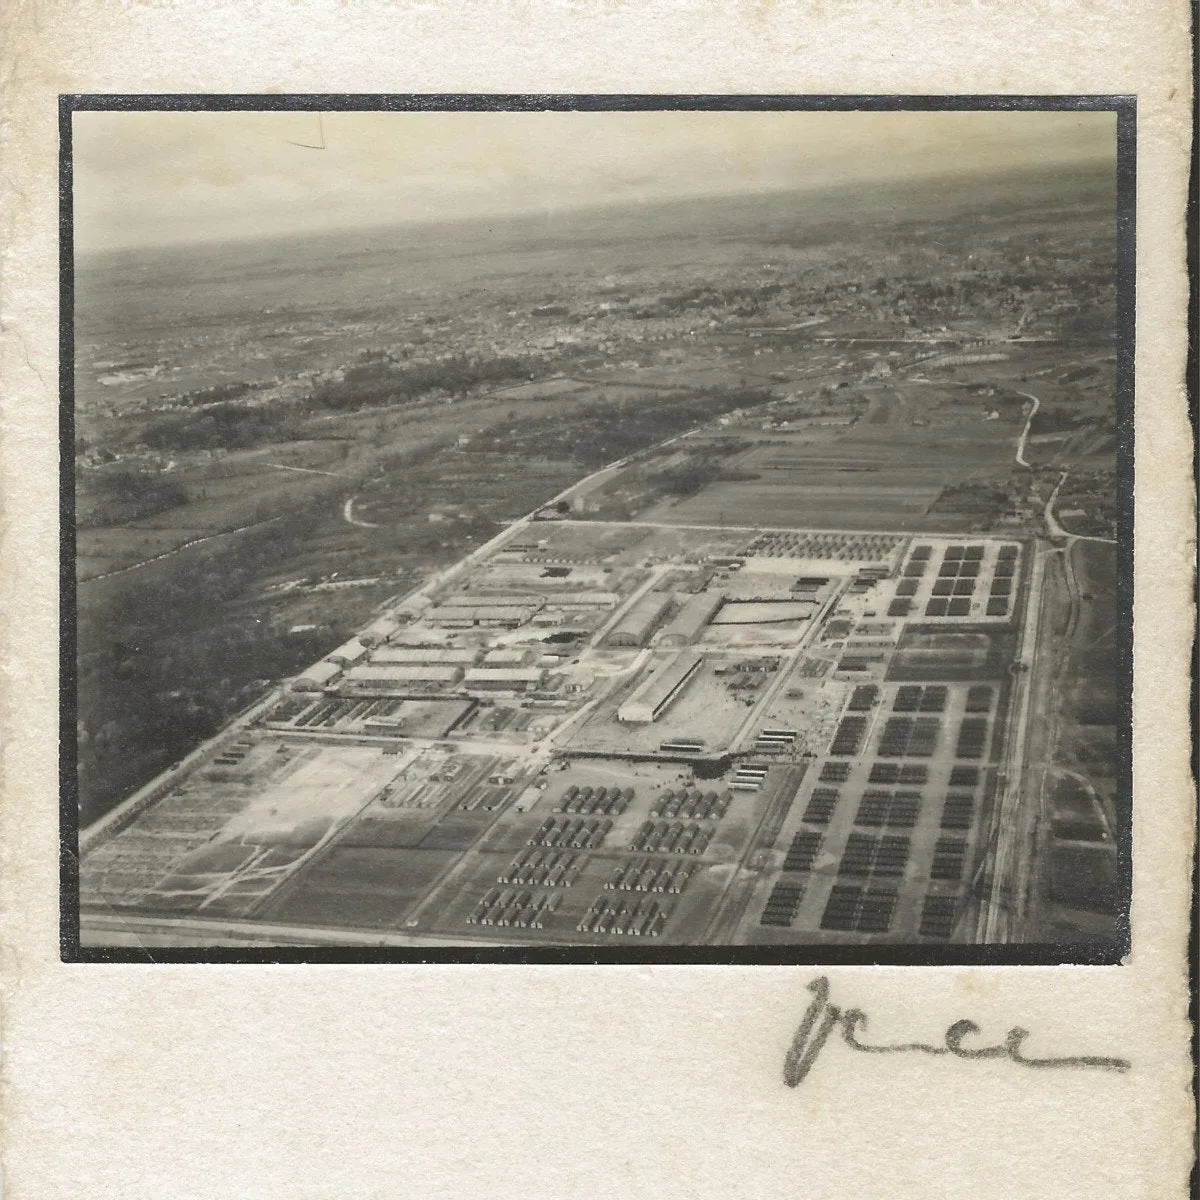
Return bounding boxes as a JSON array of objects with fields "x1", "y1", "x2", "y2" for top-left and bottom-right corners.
[{"x1": 733, "y1": 675, "x2": 1004, "y2": 944}]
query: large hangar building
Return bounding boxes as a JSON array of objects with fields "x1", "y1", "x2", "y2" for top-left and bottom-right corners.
[
  {"x1": 658, "y1": 590, "x2": 724, "y2": 647},
  {"x1": 618, "y1": 649, "x2": 704, "y2": 723},
  {"x1": 606, "y1": 592, "x2": 672, "y2": 648}
]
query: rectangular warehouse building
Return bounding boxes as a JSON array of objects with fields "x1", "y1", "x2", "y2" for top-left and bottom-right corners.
[
  {"x1": 425, "y1": 604, "x2": 540, "y2": 629},
  {"x1": 618, "y1": 649, "x2": 703, "y2": 723},
  {"x1": 360, "y1": 616, "x2": 402, "y2": 646},
  {"x1": 658, "y1": 590, "x2": 724, "y2": 647},
  {"x1": 482, "y1": 648, "x2": 531, "y2": 667},
  {"x1": 553, "y1": 591, "x2": 621, "y2": 608},
  {"x1": 343, "y1": 664, "x2": 463, "y2": 688},
  {"x1": 606, "y1": 591, "x2": 673, "y2": 647},
  {"x1": 446, "y1": 593, "x2": 546, "y2": 609},
  {"x1": 328, "y1": 637, "x2": 369, "y2": 666},
  {"x1": 291, "y1": 659, "x2": 343, "y2": 692},
  {"x1": 463, "y1": 667, "x2": 545, "y2": 692},
  {"x1": 370, "y1": 646, "x2": 479, "y2": 665}
]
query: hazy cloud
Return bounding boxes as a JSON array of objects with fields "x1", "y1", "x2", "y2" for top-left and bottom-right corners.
[{"x1": 73, "y1": 109, "x2": 1116, "y2": 252}]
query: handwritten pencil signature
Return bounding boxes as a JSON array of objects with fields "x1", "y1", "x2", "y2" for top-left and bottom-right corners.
[{"x1": 784, "y1": 976, "x2": 1132, "y2": 1087}]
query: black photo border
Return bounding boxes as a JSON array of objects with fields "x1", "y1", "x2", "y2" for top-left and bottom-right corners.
[{"x1": 59, "y1": 93, "x2": 1136, "y2": 965}]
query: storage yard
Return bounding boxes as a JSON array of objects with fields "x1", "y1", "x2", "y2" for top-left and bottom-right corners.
[{"x1": 81, "y1": 515, "x2": 1034, "y2": 946}]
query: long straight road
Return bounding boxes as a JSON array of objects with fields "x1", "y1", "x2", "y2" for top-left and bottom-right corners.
[{"x1": 978, "y1": 542, "x2": 1048, "y2": 942}]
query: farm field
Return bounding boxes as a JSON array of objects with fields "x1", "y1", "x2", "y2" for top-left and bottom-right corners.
[
  {"x1": 1028, "y1": 536, "x2": 1123, "y2": 942},
  {"x1": 624, "y1": 369, "x2": 1039, "y2": 533},
  {"x1": 643, "y1": 483, "x2": 942, "y2": 530}
]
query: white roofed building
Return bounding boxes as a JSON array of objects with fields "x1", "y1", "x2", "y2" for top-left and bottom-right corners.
[
  {"x1": 360, "y1": 616, "x2": 402, "y2": 646},
  {"x1": 552, "y1": 591, "x2": 622, "y2": 608},
  {"x1": 343, "y1": 664, "x2": 462, "y2": 688},
  {"x1": 425, "y1": 604, "x2": 540, "y2": 629},
  {"x1": 618, "y1": 650, "x2": 703, "y2": 723},
  {"x1": 658, "y1": 591, "x2": 724, "y2": 647},
  {"x1": 328, "y1": 638, "x2": 369, "y2": 666},
  {"x1": 445, "y1": 593, "x2": 545, "y2": 609},
  {"x1": 291, "y1": 660, "x2": 343, "y2": 692},
  {"x1": 370, "y1": 646, "x2": 479, "y2": 665},
  {"x1": 606, "y1": 592, "x2": 673, "y2": 647},
  {"x1": 482, "y1": 648, "x2": 532, "y2": 667},
  {"x1": 463, "y1": 667, "x2": 545, "y2": 692}
]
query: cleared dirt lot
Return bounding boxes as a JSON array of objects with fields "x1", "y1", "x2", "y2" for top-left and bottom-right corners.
[
  {"x1": 259, "y1": 847, "x2": 460, "y2": 929},
  {"x1": 567, "y1": 654, "x2": 770, "y2": 755}
]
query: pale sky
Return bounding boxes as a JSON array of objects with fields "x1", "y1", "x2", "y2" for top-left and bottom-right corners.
[{"x1": 73, "y1": 109, "x2": 1116, "y2": 253}]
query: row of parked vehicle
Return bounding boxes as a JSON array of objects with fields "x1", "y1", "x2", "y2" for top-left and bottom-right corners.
[{"x1": 577, "y1": 895, "x2": 671, "y2": 937}]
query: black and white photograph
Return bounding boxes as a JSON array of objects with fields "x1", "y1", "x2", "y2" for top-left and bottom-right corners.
[{"x1": 66, "y1": 100, "x2": 1131, "y2": 957}]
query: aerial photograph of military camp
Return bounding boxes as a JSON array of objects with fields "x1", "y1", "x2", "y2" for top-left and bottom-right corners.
[{"x1": 69, "y1": 106, "x2": 1126, "y2": 951}]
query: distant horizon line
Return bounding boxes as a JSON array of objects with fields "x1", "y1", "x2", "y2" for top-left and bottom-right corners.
[{"x1": 73, "y1": 154, "x2": 1116, "y2": 261}]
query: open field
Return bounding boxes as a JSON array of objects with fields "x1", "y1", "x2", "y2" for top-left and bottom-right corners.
[
  {"x1": 643, "y1": 482, "x2": 941, "y2": 530},
  {"x1": 632, "y1": 371, "x2": 1038, "y2": 533},
  {"x1": 1027, "y1": 537, "x2": 1123, "y2": 941}
]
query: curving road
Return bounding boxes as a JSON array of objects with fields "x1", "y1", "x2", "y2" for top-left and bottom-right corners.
[
  {"x1": 1044, "y1": 470, "x2": 1117, "y2": 545},
  {"x1": 342, "y1": 495, "x2": 379, "y2": 528},
  {"x1": 1014, "y1": 391, "x2": 1040, "y2": 468}
]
